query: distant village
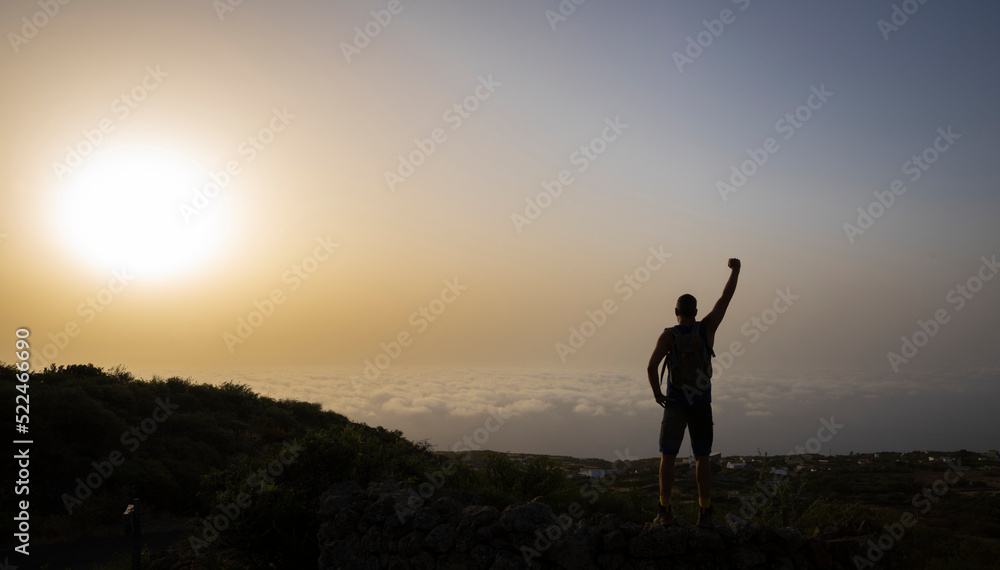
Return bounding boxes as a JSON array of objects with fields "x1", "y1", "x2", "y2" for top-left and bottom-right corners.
[{"x1": 569, "y1": 448, "x2": 1000, "y2": 481}]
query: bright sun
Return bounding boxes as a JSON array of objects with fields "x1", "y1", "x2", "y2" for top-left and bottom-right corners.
[{"x1": 58, "y1": 146, "x2": 230, "y2": 278}]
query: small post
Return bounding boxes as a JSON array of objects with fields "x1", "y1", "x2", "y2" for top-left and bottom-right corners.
[{"x1": 123, "y1": 498, "x2": 141, "y2": 570}]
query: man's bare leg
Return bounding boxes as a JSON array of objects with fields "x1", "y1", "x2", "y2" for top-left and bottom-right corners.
[
  {"x1": 660, "y1": 453, "x2": 675, "y2": 499},
  {"x1": 657, "y1": 453, "x2": 676, "y2": 524},
  {"x1": 695, "y1": 455, "x2": 714, "y2": 527},
  {"x1": 694, "y1": 455, "x2": 711, "y2": 501}
]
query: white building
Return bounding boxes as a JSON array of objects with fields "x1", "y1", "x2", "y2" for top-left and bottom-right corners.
[
  {"x1": 726, "y1": 462, "x2": 747, "y2": 469},
  {"x1": 770, "y1": 467, "x2": 789, "y2": 477}
]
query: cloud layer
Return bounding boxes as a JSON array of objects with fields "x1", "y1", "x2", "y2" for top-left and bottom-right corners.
[{"x1": 137, "y1": 365, "x2": 1000, "y2": 459}]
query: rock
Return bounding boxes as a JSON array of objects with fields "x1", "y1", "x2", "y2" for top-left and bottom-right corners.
[
  {"x1": 367, "y1": 479, "x2": 408, "y2": 499},
  {"x1": 384, "y1": 505, "x2": 412, "y2": 535},
  {"x1": 454, "y1": 528, "x2": 477, "y2": 552},
  {"x1": 319, "y1": 480, "x2": 365, "y2": 518},
  {"x1": 410, "y1": 550, "x2": 436, "y2": 570},
  {"x1": 490, "y1": 549, "x2": 528, "y2": 570},
  {"x1": 433, "y1": 493, "x2": 471, "y2": 521},
  {"x1": 148, "y1": 556, "x2": 171, "y2": 570},
  {"x1": 628, "y1": 524, "x2": 686, "y2": 558},
  {"x1": 753, "y1": 524, "x2": 778, "y2": 545},
  {"x1": 425, "y1": 523, "x2": 457, "y2": 553},
  {"x1": 477, "y1": 521, "x2": 504, "y2": 540},
  {"x1": 459, "y1": 505, "x2": 501, "y2": 532},
  {"x1": 398, "y1": 530, "x2": 426, "y2": 557},
  {"x1": 774, "y1": 555, "x2": 796, "y2": 570},
  {"x1": 619, "y1": 521, "x2": 644, "y2": 538},
  {"x1": 731, "y1": 545, "x2": 768, "y2": 569},
  {"x1": 333, "y1": 508, "x2": 361, "y2": 532},
  {"x1": 362, "y1": 493, "x2": 404, "y2": 526},
  {"x1": 596, "y1": 551, "x2": 628, "y2": 570},
  {"x1": 318, "y1": 533, "x2": 361, "y2": 570},
  {"x1": 499, "y1": 501, "x2": 554, "y2": 534},
  {"x1": 715, "y1": 523, "x2": 737, "y2": 543},
  {"x1": 602, "y1": 529, "x2": 627, "y2": 552},
  {"x1": 599, "y1": 513, "x2": 623, "y2": 533},
  {"x1": 413, "y1": 506, "x2": 444, "y2": 530},
  {"x1": 548, "y1": 532, "x2": 597, "y2": 569},
  {"x1": 361, "y1": 525, "x2": 382, "y2": 553},
  {"x1": 726, "y1": 512, "x2": 749, "y2": 534},
  {"x1": 689, "y1": 527, "x2": 726, "y2": 551},
  {"x1": 470, "y1": 543, "x2": 496, "y2": 569},
  {"x1": 688, "y1": 549, "x2": 727, "y2": 569},
  {"x1": 383, "y1": 554, "x2": 409, "y2": 570}
]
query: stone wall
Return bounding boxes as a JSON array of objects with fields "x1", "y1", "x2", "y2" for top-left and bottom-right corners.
[{"x1": 317, "y1": 481, "x2": 887, "y2": 570}]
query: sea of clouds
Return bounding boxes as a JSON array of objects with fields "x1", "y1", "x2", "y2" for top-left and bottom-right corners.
[{"x1": 134, "y1": 366, "x2": 999, "y2": 460}]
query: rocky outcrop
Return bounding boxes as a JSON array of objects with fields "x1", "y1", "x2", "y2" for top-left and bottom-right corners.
[{"x1": 317, "y1": 481, "x2": 888, "y2": 570}]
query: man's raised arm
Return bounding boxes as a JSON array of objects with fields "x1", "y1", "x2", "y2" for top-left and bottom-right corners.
[{"x1": 702, "y1": 258, "x2": 741, "y2": 335}]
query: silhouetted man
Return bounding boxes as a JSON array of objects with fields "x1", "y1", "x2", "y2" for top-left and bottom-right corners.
[{"x1": 647, "y1": 258, "x2": 740, "y2": 528}]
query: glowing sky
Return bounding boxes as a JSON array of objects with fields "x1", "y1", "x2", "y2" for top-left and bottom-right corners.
[{"x1": 2, "y1": 1, "x2": 997, "y2": 456}]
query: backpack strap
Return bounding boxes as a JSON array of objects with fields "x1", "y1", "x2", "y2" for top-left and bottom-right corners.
[
  {"x1": 690, "y1": 321, "x2": 717, "y2": 358},
  {"x1": 659, "y1": 328, "x2": 671, "y2": 388},
  {"x1": 691, "y1": 322, "x2": 702, "y2": 351}
]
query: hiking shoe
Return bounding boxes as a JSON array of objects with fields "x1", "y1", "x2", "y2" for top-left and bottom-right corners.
[
  {"x1": 696, "y1": 506, "x2": 715, "y2": 529},
  {"x1": 654, "y1": 504, "x2": 675, "y2": 527}
]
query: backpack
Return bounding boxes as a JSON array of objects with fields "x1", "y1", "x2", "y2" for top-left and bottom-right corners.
[{"x1": 659, "y1": 322, "x2": 713, "y2": 394}]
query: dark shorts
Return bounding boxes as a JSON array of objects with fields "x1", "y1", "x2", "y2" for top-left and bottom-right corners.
[{"x1": 659, "y1": 403, "x2": 713, "y2": 457}]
